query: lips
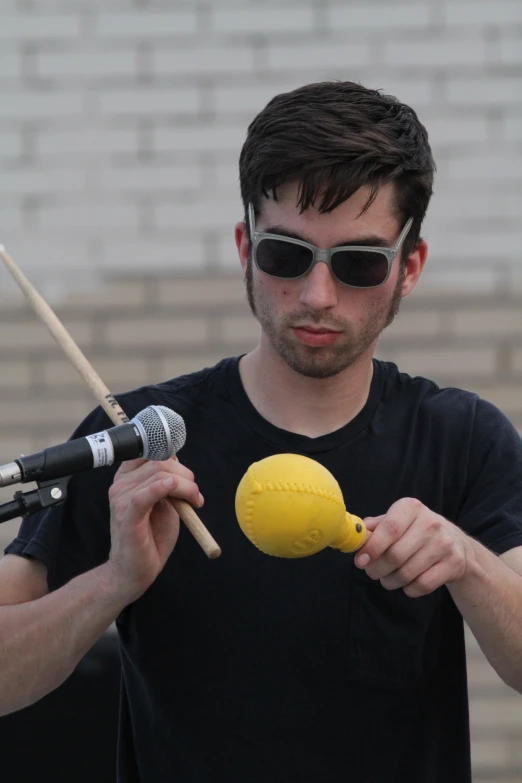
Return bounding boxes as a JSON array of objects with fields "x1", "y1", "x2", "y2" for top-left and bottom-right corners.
[{"x1": 292, "y1": 326, "x2": 342, "y2": 347}]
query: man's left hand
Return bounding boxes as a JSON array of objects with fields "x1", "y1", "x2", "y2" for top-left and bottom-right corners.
[{"x1": 354, "y1": 498, "x2": 471, "y2": 598}]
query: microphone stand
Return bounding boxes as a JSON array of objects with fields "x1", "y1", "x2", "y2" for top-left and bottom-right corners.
[{"x1": 0, "y1": 476, "x2": 71, "y2": 524}]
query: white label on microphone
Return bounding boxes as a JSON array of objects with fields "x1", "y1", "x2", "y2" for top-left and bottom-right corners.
[{"x1": 86, "y1": 431, "x2": 115, "y2": 468}]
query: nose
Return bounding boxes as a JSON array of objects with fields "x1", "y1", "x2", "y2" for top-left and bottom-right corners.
[{"x1": 298, "y1": 260, "x2": 339, "y2": 311}]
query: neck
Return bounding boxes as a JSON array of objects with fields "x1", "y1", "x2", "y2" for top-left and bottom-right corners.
[{"x1": 239, "y1": 338, "x2": 375, "y2": 438}]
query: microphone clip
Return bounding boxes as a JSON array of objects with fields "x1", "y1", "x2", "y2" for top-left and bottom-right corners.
[{"x1": 0, "y1": 476, "x2": 71, "y2": 525}]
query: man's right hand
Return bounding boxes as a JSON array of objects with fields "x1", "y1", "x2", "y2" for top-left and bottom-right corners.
[
  {"x1": 0, "y1": 456, "x2": 203, "y2": 717},
  {"x1": 105, "y1": 457, "x2": 204, "y2": 602}
]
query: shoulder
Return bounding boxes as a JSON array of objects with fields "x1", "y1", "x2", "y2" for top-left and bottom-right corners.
[
  {"x1": 73, "y1": 357, "x2": 235, "y2": 437},
  {"x1": 377, "y1": 358, "x2": 521, "y2": 452},
  {"x1": 377, "y1": 359, "x2": 480, "y2": 418},
  {"x1": 80, "y1": 357, "x2": 231, "y2": 427}
]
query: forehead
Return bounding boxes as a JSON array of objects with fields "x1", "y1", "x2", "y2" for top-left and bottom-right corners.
[{"x1": 258, "y1": 182, "x2": 400, "y2": 245}]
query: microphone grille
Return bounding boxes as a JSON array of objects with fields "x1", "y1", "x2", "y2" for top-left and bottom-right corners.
[{"x1": 133, "y1": 405, "x2": 186, "y2": 461}]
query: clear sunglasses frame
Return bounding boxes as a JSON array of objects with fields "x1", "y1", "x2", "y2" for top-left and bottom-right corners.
[{"x1": 248, "y1": 203, "x2": 414, "y2": 289}]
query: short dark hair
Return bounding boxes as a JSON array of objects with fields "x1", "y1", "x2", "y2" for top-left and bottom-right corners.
[{"x1": 239, "y1": 81, "x2": 435, "y2": 260}]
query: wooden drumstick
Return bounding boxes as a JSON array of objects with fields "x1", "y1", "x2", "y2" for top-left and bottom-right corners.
[{"x1": 0, "y1": 244, "x2": 221, "y2": 559}]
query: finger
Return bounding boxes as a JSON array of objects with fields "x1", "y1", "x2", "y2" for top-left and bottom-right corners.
[
  {"x1": 126, "y1": 470, "x2": 180, "y2": 496},
  {"x1": 402, "y1": 562, "x2": 451, "y2": 598},
  {"x1": 116, "y1": 457, "x2": 149, "y2": 476},
  {"x1": 159, "y1": 471, "x2": 204, "y2": 509},
  {"x1": 147, "y1": 459, "x2": 195, "y2": 482},
  {"x1": 115, "y1": 458, "x2": 195, "y2": 489},
  {"x1": 148, "y1": 497, "x2": 181, "y2": 558},
  {"x1": 139, "y1": 470, "x2": 204, "y2": 508},
  {"x1": 114, "y1": 468, "x2": 202, "y2": 523},
  {"x1": 363, "y1": 518, "x2": 428, "y2": 580},
  {"x1": 378, "y1": 546, "x2": 443, "y2": 590},
  {"x1": 355, "y1": 498, "x2": 421, "y2": 568},
  {"x1": 128, "y1": 475, "x2": 185, "y2": 521},
  {"x1": 116, "y1": 452, "x2": 180, "y2": 475}
]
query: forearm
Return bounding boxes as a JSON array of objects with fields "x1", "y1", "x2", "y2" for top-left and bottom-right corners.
[
  {"x1": 447, "y1": 539, "x2": 522, "y2": 693},
  {"x1": 0, "y1": 563, "x2": 130, "y2": 716}
]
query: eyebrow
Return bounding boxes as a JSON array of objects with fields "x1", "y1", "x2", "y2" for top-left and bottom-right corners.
[{"x1": 261, "y1": 225, "x2": 392, "y2": 248}]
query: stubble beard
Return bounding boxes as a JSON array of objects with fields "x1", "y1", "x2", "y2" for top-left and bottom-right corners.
[{"x1": 244, "y1": 259, "x2": 404, "y2": 379}]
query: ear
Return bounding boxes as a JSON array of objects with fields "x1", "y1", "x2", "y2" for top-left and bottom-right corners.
[
  {"x1": 400, "y1": 239, "x2": 428, "y2": 298},
  {"x1": 235, "y1": 222, "x2": 249, "y2": 274}
]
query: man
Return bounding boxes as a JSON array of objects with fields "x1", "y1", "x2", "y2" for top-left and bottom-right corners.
[{"x1": 1, "y1": 81, "x2": 522, "y2": 782}]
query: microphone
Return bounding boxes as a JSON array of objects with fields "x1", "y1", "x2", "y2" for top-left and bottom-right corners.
[{"x1": 0, "y1": 405, "x2": 186, "y2": 488}]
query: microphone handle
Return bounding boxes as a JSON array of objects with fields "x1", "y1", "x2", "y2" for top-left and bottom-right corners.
[{"x1": 18, "y1": 422, "x2": 143, "y2": 484}]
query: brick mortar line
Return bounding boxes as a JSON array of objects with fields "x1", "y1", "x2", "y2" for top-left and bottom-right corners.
[
  {"x1": 0, "y1": 305, "x2": 253, "y2": 320},
  {"x1": 1, "y1": 378, "x2": 522, "y2": 396},
  {"x1": 0, "y1": 346, "x2": 520, "y2": 360},
  {"x1": 0, "y1": 307, "x2": 521, "y2": 324}
]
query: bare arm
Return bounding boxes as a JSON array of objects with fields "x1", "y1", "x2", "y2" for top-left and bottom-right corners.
[
  {"x1": 0, "y1": 555, "x2": 129, "y2": 716},
  {"x1": 446, "y1": 543, "x2": 522, "y2": 693},
  {"x1": 0, "y1": 456, "x2": 203, "y2": 717}
]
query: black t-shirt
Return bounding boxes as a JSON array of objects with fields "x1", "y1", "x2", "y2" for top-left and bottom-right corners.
[{"x1": 6, "y1": 358, "x2": 522, "y2": 783}]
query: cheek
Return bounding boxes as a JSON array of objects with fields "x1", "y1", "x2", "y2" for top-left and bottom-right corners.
[
  {"x1": 341, "y1": 288, "x2": 383, "y2": 307},
  {"x1": 259, "y1": 276, "x2": 291, "y2": 298},
  {"x1": 370, "y1": 290, "x2": 390, "y2": 306},
  {"x1": 255, "y1": 271, "x2": 299, "y2": 306},
  {"x1": 341, "y1": 289, "x2": 390, "y2": 322},
  {"x1": 367, "y1": 280, "x2": 397, "y2": 308}
]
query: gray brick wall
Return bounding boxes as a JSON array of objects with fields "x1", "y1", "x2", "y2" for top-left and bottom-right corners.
[
  {"x1": 0, "y1": 0, "x2": 521, "y2": 294},
  {"x1": 1, "y1": 1, "x2": 522, "y2": 780}
]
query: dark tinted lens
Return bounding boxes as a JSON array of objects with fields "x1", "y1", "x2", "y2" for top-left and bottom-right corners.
[
  {"x1": 332, "y1": 250, "x2": 389, "y2": 287},
  {"x1": 255, "y1": 239, "x2": 313, "y2": 279}
]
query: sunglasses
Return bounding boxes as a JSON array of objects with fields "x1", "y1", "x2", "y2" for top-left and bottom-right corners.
[{"x1": 248, "y1": 203, "x2": 414, "y2": 289}]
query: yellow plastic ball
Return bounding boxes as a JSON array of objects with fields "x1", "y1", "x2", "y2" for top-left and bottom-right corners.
[{"x1": 235, "y1": 453, "x2": 362, "y2": 558}]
